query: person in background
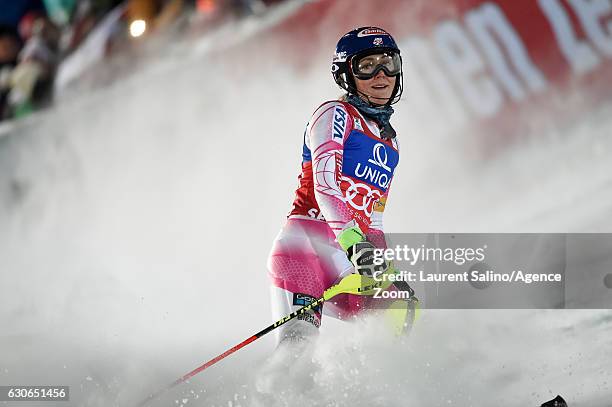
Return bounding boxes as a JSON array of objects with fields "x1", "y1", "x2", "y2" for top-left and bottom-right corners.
[
  {"x1": 0, "y1": 26, "x2": 23, "y2": 120},
  {"x1": 6, "y1": 12, "x2": 60, "y2": 118},
  {"x1": 0, "y1": 0, "x2": 55, "y2": 120}
]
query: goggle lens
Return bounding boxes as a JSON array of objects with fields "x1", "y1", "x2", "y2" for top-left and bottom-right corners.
[{"x1": 353, "y1": 52, "x2": 401, "y2": 79}]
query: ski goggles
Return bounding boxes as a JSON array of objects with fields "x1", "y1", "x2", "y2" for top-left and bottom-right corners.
[{"x1": 351, "y1": 52, "x2": 402, "y2": 80}]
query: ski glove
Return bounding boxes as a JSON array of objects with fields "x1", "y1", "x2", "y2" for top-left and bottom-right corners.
[{"x1": 338, "y1": 225, "x2": 388, "y2": 277}]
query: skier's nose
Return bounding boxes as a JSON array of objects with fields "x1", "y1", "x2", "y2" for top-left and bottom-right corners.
[{"x1": 374, "y1": 69, "x2": 386, "y2": 79}]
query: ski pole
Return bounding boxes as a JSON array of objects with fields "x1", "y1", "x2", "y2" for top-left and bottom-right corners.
[{"x1": 136, "y1": 272, "x2": 392, "y2": 407}]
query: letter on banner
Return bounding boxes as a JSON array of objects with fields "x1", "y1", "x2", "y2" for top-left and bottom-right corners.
[
  {"x1": 435, "y1": 20, "x2": 503, "y2": 117},
  {"x1": 538, "y1": 0, "x2": 601, "y2": 74},
  {"x1": 465, "y1": 3, "x2": 547, "y2": 102},
  {"x1": 568, "y1": 0, "x2": 612, "y2": 57}
]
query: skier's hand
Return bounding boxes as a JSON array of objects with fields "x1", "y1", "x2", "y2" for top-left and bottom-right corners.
[
  {"x1": 337, "y1": 225, "x2": 388, "y2": 277},
  {"x1": 346, "y1": 240, "x2": 389, "y2": 277}
]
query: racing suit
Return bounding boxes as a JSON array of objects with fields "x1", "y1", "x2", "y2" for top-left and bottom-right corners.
[{"x1": 268, "y1": 99, "x2": 400, "y2": 342}]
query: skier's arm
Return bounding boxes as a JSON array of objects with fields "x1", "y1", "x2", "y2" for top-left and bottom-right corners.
[
  {"x1": 307, "y1": 102, "x2": 354, "y2": 237},
  {"x1": 308, "y1": 102, "x2": 391, "y2": 276}
]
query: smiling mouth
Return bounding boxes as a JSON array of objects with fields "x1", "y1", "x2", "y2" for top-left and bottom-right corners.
[{"x1": 372, "y1": 84, "x2": 389, "y2": 89}]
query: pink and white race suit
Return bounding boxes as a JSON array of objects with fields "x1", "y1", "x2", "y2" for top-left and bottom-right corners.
[{"x1": 267, "y1": 100, "x2": 400, "y2": 340}]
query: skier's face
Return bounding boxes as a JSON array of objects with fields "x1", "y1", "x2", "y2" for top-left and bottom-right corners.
[{"x1": 353, "y1": 68, "x2": 397, "y2": 106}]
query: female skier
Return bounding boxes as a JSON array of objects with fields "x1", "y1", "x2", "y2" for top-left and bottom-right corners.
[{"x1": 267, "y1": 26, "x2": 414, "y2": 346}]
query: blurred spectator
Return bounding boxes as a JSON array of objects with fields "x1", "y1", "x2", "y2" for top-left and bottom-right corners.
[
  {"x1": 155, "y1": 0, "x2": 187, "y2": 31},
  {"x1": 0, "y1": 26, "x2": 22, "y2": 66},
  {"x1": 41, "y1": 0, "x2": 77, "y2": 27},
  {"x1": 0, "y1": 26, "x2": 23, "y2": 120},
  {"x1": 0, "y1": 0, "x2": 57, "y2": 120},
  {"x1": 7, "y1": 14, "x2": 60, "y2": 118},
  {"x1": 1, "y1": 0, "x2": 289, "y2": 121}
]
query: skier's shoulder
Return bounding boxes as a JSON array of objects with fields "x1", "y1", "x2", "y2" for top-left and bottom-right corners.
[
  {"x1": 307, "y1": 99, "x2": 355, "y2": 131},
  {"x1": 311, "y1": 97, "x2": 363, "y2": 118}
]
